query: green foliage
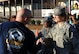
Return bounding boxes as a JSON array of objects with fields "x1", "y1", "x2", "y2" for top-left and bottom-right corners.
[
  {"x1": 36, "y1": 20, "x2": 41, "y2": 25},
  {"x1": 30, "y1": 20, "x2": 35, "y2": 25}
]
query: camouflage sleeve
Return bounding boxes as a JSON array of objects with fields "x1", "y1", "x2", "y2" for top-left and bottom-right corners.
[{"x1": 48, "y1": 28, "x2": 53, "y2": 39}]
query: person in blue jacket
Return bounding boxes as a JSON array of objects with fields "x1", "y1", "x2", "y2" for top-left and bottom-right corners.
[{"x1": 0, "y1": 8, "x2": 37, "y2": 54}]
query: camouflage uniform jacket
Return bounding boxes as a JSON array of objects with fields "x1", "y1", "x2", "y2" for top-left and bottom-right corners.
[{"x1": 48, "y1": 22, "x2": 79, "y2": 54}]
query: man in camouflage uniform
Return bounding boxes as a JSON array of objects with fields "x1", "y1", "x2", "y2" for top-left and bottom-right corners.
[
  {"x1": 36, "y1": 17, "x2": 54, "y2": 54},
  {"x1": 48, "y1": 7, "x2": 79, "y2": 54}
]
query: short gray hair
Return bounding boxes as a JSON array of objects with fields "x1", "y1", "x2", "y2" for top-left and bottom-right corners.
[{"x1": 16, "y1": 8, "x2": 32, "y2": 18}]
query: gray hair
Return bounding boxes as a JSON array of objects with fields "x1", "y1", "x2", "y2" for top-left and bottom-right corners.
[{"x1": 16, "y1": 8, "x2": 32, "y2": 18}]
